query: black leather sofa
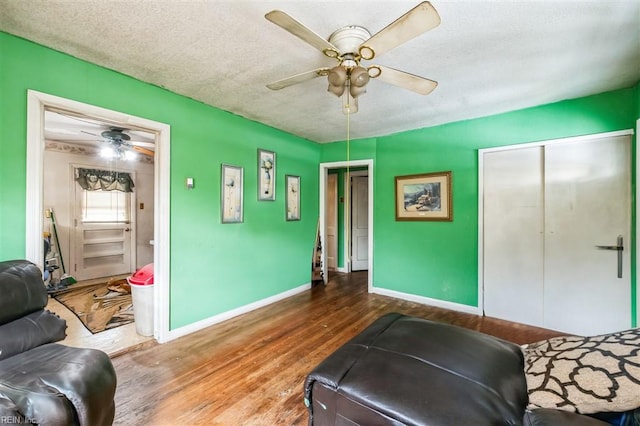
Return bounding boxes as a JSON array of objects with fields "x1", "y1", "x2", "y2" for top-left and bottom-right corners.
[
  {"x1": 304, "y1": 312, "x2": 611, "y2": 425},
  {"x1": 0, "y1": 260, "x2": 117, "y2": 425}
]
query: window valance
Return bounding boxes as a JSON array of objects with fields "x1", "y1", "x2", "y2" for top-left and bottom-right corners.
[{"x1": 75, "y1": 168, "x2": 135, "y2": 193}]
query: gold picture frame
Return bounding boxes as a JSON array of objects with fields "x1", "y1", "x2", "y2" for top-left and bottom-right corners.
[{"x1": 395, "y1": 171, "x2": 452, "y2": 221}]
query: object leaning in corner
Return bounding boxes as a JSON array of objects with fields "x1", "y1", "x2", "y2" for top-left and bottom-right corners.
[{"x1": 44, "y1": 208, "x2": 77, "y2": 293}]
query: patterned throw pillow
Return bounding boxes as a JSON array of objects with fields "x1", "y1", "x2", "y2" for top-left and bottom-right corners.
[{"x1": 523, "y1": 328, "x2": 640, "y2": 414}]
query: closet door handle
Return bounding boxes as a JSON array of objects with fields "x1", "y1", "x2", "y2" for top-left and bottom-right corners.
[{"x1": 596, "y1": 235, "x2": 623, "y2": 278}]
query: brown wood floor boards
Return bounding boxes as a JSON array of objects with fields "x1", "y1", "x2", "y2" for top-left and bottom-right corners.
[{"x1": 111, "y1": 271, "x2": 564, "y2": 425}]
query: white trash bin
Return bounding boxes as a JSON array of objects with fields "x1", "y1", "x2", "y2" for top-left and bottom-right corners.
[{"x1": 127, "y1": 263, "x2": 154, "y2": 337}]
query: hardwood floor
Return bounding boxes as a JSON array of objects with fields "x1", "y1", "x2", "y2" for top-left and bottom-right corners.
[{"x1": 111, "y1": 271, "x2": 564, "y2": 425}]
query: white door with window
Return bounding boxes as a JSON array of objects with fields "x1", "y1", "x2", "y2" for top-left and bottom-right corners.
[
  {"x1": 72, "y1": 169, "x2": 136, "y2": 280},
  {"x1": 351, "y1": 175, "x2": 369, "y2": 271},
  {"x1": 482, "y1": 132, "x2": 632, "y2": 336}
]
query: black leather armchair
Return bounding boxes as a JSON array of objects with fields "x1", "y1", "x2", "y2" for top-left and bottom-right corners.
[
  {"x1": 305, "y1": 313, "x2": 610, "y2": 425},
  {"x1": 0, "y1": 260, "x2": 116, "y2": 425}
]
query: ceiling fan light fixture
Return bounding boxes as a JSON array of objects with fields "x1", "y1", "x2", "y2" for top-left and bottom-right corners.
[
  {"x1": 328, "y1": 65, "x2": 347, "y2": 86},
  {"x1": 350, "y1": 66, "x2": 369, "y2": 87},
  {"x1": 349, "y1": 66, "x2": 369, "y2": 98},
  {"x1": 100, "y1": 146, "x2": 115, "y2": 159},
  {"x1": 327, "y1": 65, "x2": 347, "y2": 97},
  {"x1": 328, "y1": 83, "x2": 345, "y2": 97},
  {"x1": 124, "y1": 150, "x2": 138, "y2": 161},
  {"x1": 100, "y1": 143, "x2": 137, "y2": 161},
  {"x1": 349, "y1": 84, "x2": 366, "y2": 98}
]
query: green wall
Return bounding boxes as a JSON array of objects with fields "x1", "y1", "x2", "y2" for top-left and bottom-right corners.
[
  {"x1": 2, "y1": 31, "x2": 639, "y2": 331},
  {"x1": 0, "y1": 32, "x2": 320, "y2": 329},
  {"x1": 323, "y1": 86, "x2": 639, "y2": 321}
]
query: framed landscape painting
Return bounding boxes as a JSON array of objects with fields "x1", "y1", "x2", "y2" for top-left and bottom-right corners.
[
  {"x1": 221, "y1": 164, "x2": 244, "y2": 223},
  {"x1": 395, "y1": 171, "x2": 452, "y2": 221}
]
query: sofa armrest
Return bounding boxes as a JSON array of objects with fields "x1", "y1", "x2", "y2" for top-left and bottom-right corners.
[
  {"x1": 0, "y1": 310, "x2": 67, "y2": 361},
  {"x1": 0, "y1": 343, "x2": 116, "y2": 426},
  {"x1": 0, "y1": 260, "x2": 48, "y2": 325}
]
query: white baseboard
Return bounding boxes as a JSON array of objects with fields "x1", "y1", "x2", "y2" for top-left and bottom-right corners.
[
  {"x1": 371, "y1": 287, "x2": 480, "y2": 316},
  {"x1": 162, "y1": 282, "x2": 312, "y2": 343}
]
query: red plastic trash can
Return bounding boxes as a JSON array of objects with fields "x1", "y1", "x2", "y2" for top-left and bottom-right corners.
[{"x1": 127, "y1": 263, "x2": 154, "y2": 336}]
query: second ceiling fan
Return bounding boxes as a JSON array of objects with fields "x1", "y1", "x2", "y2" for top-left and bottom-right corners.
[
  {"x1": 265, "y1": 1, "x2": 441, "y2": 113},
  {"x1": 81, "y1": 127, "x2": 155, "y2": 160}
]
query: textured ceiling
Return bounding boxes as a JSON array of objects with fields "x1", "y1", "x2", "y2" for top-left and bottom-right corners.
[{"x1": 1, "y1": 0, "x2": 639, "y2": 143}]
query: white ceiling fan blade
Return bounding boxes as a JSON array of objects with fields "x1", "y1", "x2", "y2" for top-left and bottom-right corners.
[
  {"x1": 363, "y1": 2, "x2": 441, "y2": 59},
  {"x1": 374, "y1": 65, "x2": 437, "y2": 95},
  {"x1": 267, "y1": 68, "x2": 330, "y2": 90},
  {"x1": 265, "y1": 10, "x2": 337, "y2": 54}
]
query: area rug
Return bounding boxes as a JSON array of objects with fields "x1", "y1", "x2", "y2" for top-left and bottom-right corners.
[{"x1": 52, "y1": 279, "x2": 134, "y2": 334}]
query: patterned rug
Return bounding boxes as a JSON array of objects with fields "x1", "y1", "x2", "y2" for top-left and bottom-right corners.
[
  {"x1": 524, "y1": 328, "x2": 640, "y2": 414},
  {"x1": 52, "y1": 279, "x2": 134, "y2": 334}
]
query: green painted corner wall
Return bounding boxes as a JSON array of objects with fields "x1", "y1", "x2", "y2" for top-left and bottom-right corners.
[
  {"x1": 323, "y1": 86, "x2": 639, "y2": 322},
  {"x1": 0, "y1": 32, "x2": 320, "y2": 330},
  {"x1": 2, "y1": 31, "x2": 639, "y2": 332}
]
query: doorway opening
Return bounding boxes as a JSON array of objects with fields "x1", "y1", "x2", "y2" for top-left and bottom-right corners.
[
  {"x1": 25, "y1": 90, "x2": 171, "y2": 350},
  {"x1": 319, "y1": 160, "x2": 373, "y2": 292}
]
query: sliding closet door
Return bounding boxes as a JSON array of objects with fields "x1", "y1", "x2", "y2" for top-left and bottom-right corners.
[
  {"x1": 483, "y1": 133, "x2": 632, "y2": 336},
  {"x1": 483, "y1": 146, "x2": 544, "y2": 327},
  {"x1": 543, "y1": 135, "x2": 631, "y2": 335}
]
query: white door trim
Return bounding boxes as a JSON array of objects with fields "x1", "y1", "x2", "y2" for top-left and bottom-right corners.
[
  {"x1": 319, "y1": 160, "x2": 373, "y2": 292},
  {"x1": 26, "y1": 90, "x2": 172, "y2": 343},
  {"x1": 478, "y1": 129, "x2": 635, "y2": 323},
  {"x1": 637, "y1": 119, "x2": 640, "y2": 328}
]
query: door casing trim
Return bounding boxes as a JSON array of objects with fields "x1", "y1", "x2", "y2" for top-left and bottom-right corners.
[
  {"x1": 26, "y1": 90, "x2": 172, "y2": 343},
  {"x1": 319, "y1": 160, "x2": 373, "y2": 292}
]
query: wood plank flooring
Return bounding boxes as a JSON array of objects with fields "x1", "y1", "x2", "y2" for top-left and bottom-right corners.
[{"x1": 111, "y1": 272, "x2": 564, "y2": 425}]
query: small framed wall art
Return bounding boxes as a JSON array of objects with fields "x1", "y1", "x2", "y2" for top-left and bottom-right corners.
[
  {"x1": 221, "y1": 164, "x2": 244, "y2": 223},
  {"x1": 395, "y1": 171, "x2": 452, "y2": 221},
  {"x1": 258, "y1": 149, "x2": 276, "y2": 201},
  {"x1": 286, "y1": 174, "x2": 301, "y2": 221}
]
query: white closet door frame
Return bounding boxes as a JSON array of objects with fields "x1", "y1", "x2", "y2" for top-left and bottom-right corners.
[
  {"x1": 478, "y1": 129, "x2": 635, "y2": 318},
  {"x1": 636, "y1": 119, "x2": 640, "y2": 328}
]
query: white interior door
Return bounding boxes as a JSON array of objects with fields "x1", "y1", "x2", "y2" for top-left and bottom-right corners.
[
  {"x1": 483, "y1": 146, "x2": 544, "y2": 327},
  {"x1": 482, "y1": 133, "x2": 632, "y2": 336},
  {"x1": 351, "y1": 175, "x2": 369, "y2": 271},
  {"x1": 325, "y1": 173, "x2": 338, "y2": 270},
  {"x1": 543, "y1": 135, "x2": 631, "y2": 335},
  {"x1": 72, "y1": 177, "x2": 135, "y2": 280}
]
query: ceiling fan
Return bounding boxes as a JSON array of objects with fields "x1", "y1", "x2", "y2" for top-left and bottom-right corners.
[
  {"x1": 84, "y1": 128, "x2": 155, "y2": 160},
  {"x1": 265, "y1": 1, "x2": 441, "y2": 113}
]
